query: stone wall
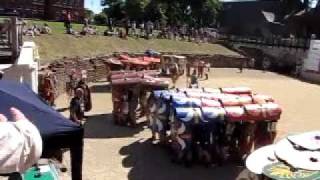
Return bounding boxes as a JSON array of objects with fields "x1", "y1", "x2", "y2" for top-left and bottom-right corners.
[
  {"x1": 183, "y1": 54, "x2": 248, "y2": 68},
  {"x1": 39, "y1": 56, "x2": 111, "y2": 96},
  {"x1": 39, "y1": 53, "x2": 247, "y2": 96}
]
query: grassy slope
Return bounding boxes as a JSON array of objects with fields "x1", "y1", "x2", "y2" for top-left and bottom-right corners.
[{"x1": 25, "y1": 20, "x2": 239, "y2": 63}]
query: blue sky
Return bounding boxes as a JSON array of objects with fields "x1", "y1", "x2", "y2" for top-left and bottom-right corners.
[
  {"x1": 85, "y1": 0, "x2": 105, "y2": 13},
  {"x1": 85, "y1": 0, "x2": 317, "y2": 14}
]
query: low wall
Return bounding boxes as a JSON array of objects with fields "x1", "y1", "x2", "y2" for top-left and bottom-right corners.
[
  {"x1": 301, "y1": 71, "x2": 320, "y2": 84},
  {"x1": 39, "y1": 56, "x2": 111, "y2": 96},
  {"x1": 39, "y1": 53, "x2": 248, "y2": 96}
]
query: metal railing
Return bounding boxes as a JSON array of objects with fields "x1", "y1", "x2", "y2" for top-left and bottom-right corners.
[
  {"x1": 0, "y1": 15, "x2": 24, "y2": 63},
  {"x1": 219, "y1": 34, "x2": 311, "y2": 50}
]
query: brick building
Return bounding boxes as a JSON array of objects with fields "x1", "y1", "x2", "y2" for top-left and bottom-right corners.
[{"x1": 0, "y1": 0, "x2": 85, "y2": 22}]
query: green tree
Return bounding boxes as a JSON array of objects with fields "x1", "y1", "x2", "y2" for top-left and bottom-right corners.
[
  {"x1": 84, "y1": 8, "x2": 94, "y2": 19},
  {"x1": 144, "y1": 0, "x2": 167, "y2": 22},
  {"x1": 94, "y1": 13, "x2": 108, "y2": 25},
  {"x1": 125, "y1": 0, "x2": 150, "y2": 21},
  {"x1": 103, "y1": 0, "x2": 125, "y2": 20},
  {"x1": 103, "y1": 0, "x2": 221, "y2": 26}
]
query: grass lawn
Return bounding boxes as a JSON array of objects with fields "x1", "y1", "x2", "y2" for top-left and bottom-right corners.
[{"x1": 23, "y1": 20, "x2": 240, "y2": 63}]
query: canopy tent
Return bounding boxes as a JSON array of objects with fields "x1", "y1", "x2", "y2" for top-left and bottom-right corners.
[{"x1": 0, "y1": 80, "x2": 83, "y2": 180}]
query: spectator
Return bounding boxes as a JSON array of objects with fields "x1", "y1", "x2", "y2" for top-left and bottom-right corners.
[
  {"x1": 131, "y1": 21, "x2": 137, "y2": 37},
  {"x1": 125, "y1": 20, "x2": 130, "y2": 36},
  {"x1": 140, "y1": 22, "x2": 145, "y2": 37},
  {"x1": 84, "y1": 18, "x2": 89, "y2": 27},
  {"x1": 41, "y1": 23, "x2": 52, "y2": 34},
  {"x1": 23, "y1": 27, "x2": 35, "y2": 37},
  {"x1": 69, "y1": 88, "x2": 85, "y2": 124},
  {"x1": 108, "y1": 18, "x2": 113, "y2": 31},
  {"x1": 0, "y1": 108, "x2": 42, "y2": 176},
  {"x1": 64, "y1": 11, "x2": 72, "y2": 34},
  {"x1": 32, "y1": 24, "x2": 41, "y2": 36}
]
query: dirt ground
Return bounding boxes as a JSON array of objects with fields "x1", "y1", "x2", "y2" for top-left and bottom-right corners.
[{"x1": 55, "y1": 68, "x2": 320, "y2": 180}]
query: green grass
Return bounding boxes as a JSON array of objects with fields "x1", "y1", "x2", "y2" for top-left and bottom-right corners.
[{"x1": 23, "y1": 20, "x2": 240, "y2": 63}]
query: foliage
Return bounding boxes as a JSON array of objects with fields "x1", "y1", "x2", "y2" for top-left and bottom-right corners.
[
  {"x1": 94, "y1": 13, "x2": 108, "y2": 25},
  {"x1": 84, "y1": 8, "x2": 95, "y2": 19},
  {"x1": 102, "y1": 0, "x2": 221, "y2": 27}
]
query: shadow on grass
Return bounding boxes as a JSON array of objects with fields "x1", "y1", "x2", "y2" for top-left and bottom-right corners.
[
  {"x1": 84, "y1": 114, "x2": 145, "y2": 139},
  {"x1": 120, "y1": 139, "x2": 253, "y2": 180}
]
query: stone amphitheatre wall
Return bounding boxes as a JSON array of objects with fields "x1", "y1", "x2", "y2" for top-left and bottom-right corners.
[{"x1": 39, "y1": 53, "x2": 248, "y2": 96}]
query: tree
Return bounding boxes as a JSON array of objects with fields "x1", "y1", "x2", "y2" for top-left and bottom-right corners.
[
  {"x1": 103, "y1": 0, "x2": 125, "y2": 21},
  {"x1": 125, "y1": 0, "x2": 150, "y2": 21},
  {"x1": 84, "y1": 8, "x2": 94, "y2": 19},
  {"x1": 144, "y1": 0, "x2": 167, "y2": 22},
  {"x1": 102, "y1": 0, "x2": 221, "y2": 26},
  {"x1": 94, "y1": 13, "x2": 108, "y2": 25}
]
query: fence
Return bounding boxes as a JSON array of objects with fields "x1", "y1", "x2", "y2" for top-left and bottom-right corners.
[
  {"x1": 0, "y1": 15, "x2": 24, "y2": 63},
  {"x1": 219, "y1": 34, "x2": 311, "y2": 50}
]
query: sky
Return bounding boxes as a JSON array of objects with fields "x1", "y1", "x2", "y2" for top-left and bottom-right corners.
[
  {"x1": 85, "y1": 0, "x2": 105, "y2": 14},
  {"x1": 85, "y1": 0, "x2": 318, "y2": 14}
]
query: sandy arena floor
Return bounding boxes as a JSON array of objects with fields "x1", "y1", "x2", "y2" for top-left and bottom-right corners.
[{"x1": 55, "y1": 68, "x2": 320, "y2": 180}]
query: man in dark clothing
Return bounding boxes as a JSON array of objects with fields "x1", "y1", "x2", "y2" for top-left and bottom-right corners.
[
  {"x1": 64, "y1": 11, "x2": 72, "y2": 34},
  {"x1": 189, "y1": 70, "x2": 199, "y2": 88},
  {"x1": 69, "y1": 88, "x2": 84, "y2": 124}
]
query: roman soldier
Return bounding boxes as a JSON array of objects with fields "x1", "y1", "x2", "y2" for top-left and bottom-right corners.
[
  {"x1": 76, "y1": 79, "x2": 92, "y2": 112},
  {"x1": 112, "y1": 86, "x2": 124, "y2": 125},
  {"x1": 42, "y1": 72, "x2": 55, "y2": 106}
]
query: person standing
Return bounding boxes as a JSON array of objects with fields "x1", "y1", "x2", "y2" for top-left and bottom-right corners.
[
  {"x1": 64, "y1": 11, "x2": 72, "y2": 34},
  {"x1": 42, "y1": 72, "x2": 55, "y2": 106},
  {"x1": 170, "y1": 62, "x2": 179, "y2": 89},
  {"x1": 205, "y1": 62, "x2": 210, "y2": 72},
  {"x1": 83, "y1": 18, "x2": 89, "y2": 28},
  {"x1": 186, "y1": 62, "x2": 191, "y2": 77},
  {"x1": 189, "y1": 70, "x2": 199, "y2": 88},
  {"x1": 69, "y1": 88, "x2": 85, "y2": 124},
  {"x1": 76, "y1": 79, "x2": 92, "y2": 112},
  {"x1": 128, "y1": 88, "x2": 139, "y2": 127},
  {"x1": 108, "y1": 18, "x2": 113, "y2": 31},
  {"x1": 198, "y1": 61, "x2": 204, "y2": 78},
  {"x1": 131, "y1": 21, "x2": 137, "y2": 37},
  {"x1": 125, "y1": 19, "x2": 130, "y2": 36},
  {"x1": 68, "y1": 69, "x2": 78, "y2": 95},
  {"x1": 120, "y1": 93, "x2": 130, "y2": 126},
  {"x1": 140, "y1": 22, "x2": 145, "y2": 37}
]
